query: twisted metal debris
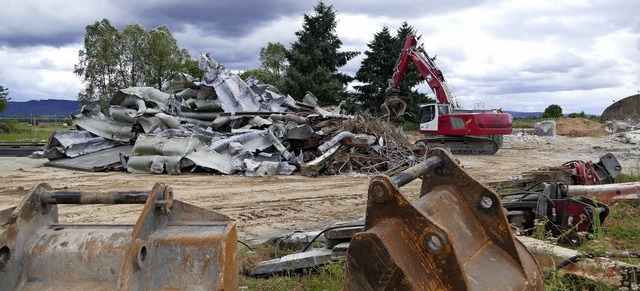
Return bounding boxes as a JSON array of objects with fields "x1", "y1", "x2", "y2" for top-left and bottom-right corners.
[{"x1": 41, "y1": 53, "x2": 425, "y2": 176}]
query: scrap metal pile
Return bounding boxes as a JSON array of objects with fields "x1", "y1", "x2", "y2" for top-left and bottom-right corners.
[{"x1": 41, "y1": 53, "x2": 424, "y2": 176}]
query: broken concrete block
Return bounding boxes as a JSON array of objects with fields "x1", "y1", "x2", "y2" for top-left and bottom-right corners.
[
  {"x1": 251, "y1": 249, "x2": 333, "y2": 276},
  {"x1": 622, "y1": 130, "x2": 640, "y2": 144},
  {"x1": 534, "y1": 120, "x2": 556, "y2": 136},
  {"x1": 612, "y1": 121, "x2": 631, "y2": 133}
]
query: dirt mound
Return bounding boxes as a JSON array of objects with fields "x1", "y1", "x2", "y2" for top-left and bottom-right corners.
[{"x1": 556, "y1": 118, "x2": 609, "y2": 137}]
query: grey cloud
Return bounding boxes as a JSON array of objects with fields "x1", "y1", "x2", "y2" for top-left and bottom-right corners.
[
  {"x1": 140, "y1": 1, "x2": 309, "y2": 38},
  {"x1": 522, "y1": 52, "x2": 584, "y2": 74},
  {"x1": 0, "y1": 32, "x2": 82, "y2": 48},
  {"x1": 332, "y1": 0, "x2": 488, "y2": 19}
]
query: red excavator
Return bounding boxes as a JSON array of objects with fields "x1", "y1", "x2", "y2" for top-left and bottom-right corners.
[{"x1": 384, "y1": 34, "x2": 512, "y2": 154}]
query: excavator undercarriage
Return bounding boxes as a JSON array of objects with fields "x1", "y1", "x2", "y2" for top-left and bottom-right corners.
[{"x1": 419, "y1": 135, "x2": 503, "y2": 155}]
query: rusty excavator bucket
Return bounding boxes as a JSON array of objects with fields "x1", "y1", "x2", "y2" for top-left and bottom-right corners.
[
  {"x1": 0, "y1": 182, "x2": 237, "y2": 290},
  {"x1": 344, "y1": 148, "x2": 543, "y2": 290}
]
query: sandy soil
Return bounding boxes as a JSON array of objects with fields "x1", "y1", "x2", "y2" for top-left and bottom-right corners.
[{"x1": 1, "y1": 131, "x2": 639, "y2": 244}]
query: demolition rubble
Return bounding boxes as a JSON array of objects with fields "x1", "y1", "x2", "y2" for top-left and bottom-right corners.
[{"x1": 40, "y1": 53, "x2": 423, "y2": 176}]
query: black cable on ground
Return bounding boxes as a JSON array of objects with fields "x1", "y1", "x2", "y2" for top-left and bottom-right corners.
[
  {"x1": 237, "y1": 240, "x2": 253, "y2": 251},
  {"x1": 301, "y1": 224, "x2": 365, "y2": 253},
  {"x1": 274, "y1": 232, "x2": 298, "y2": 258}
]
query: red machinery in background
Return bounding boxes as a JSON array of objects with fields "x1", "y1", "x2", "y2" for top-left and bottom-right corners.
[{"x1": 385, "y1": 34, "x2": 512, "y2": 154}]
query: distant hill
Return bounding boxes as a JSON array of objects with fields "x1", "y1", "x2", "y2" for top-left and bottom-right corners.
[
  {"x1": 0, "y1": 99, "x2": 80, "y2": 116},
  {"x1": 505, "y1": 111, "x2": 542, "y2": 118}
]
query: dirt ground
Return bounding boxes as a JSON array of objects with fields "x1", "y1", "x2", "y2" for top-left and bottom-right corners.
[{"x1": 2, "y1": 124, "x2": 640, "y2": 244}]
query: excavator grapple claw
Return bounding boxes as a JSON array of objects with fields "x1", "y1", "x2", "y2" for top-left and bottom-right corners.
[
  {"x1": 344, "y1": 148, "x2": 543, "y2": 290},
  {"x1": 380, "y1": 94, "x2": 407, "y2": 119}
]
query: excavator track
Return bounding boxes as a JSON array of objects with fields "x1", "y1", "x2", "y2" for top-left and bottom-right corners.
[{"x1": 419, "y1": 135, "x2": 500, "y2": 155}]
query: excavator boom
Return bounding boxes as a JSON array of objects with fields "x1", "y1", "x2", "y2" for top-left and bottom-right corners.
[{"x1": 386, "y1": 34, "x2": 512, "y2": 154}]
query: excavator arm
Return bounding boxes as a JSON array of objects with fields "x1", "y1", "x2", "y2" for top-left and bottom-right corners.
[{"x1": 386, "y1": 34, "x2": 460, "y2": 108}]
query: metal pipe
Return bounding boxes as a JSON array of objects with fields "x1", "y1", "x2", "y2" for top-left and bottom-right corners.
[
  {"x1": 269, "y1": 114, "x2": 307, "y2": 125},
  {"x1": 567, "y1": 182, "x2": 640, "y2": 204},
  {"x1": 318, "y1": 132, "x2": 354, "y2": 153},
  {"x1": 39, "y1": 191, "x2": 149, "y2": 205},
  {"x1": 391, "y1": 155, "x2": 442, "y2": 187}
]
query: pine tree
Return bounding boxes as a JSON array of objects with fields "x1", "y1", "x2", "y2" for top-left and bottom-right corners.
[
  {"x1": 354, "y1": 26, "x2": 397, "y2": 111},
  {"x1": 354, "y1": 22, "x2": 432, "y2": 120},
  {"x1": 283, "y1": 2, "x2": 359, "y2": 105}
]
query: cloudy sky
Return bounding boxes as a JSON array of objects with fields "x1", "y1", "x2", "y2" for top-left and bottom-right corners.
[{"x1": 1, "y1": 0, "x2": 638, "y2": 114}]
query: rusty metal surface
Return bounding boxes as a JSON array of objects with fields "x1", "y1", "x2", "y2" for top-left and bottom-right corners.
[
  {"x1": 0, "y1": 182, "x2": 237, "y2": 290},
  {"x1": 344, "y1": 148, "x2": 543, "y2": 290}
]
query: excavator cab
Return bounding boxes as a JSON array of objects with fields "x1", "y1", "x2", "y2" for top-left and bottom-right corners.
[{"x1": 418, "y1": 103, "x2": 450, "y2": 133}]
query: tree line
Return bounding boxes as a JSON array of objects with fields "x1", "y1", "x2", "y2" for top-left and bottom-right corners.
[{"x1": 72, "y1": 2, "x2": 432, "y2": 121}]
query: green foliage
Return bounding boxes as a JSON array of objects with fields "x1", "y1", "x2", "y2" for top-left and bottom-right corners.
[
  {"x1": 239, "y1": 68, "x2": 284, "y2": 92},
  {"x1": 283, "y1": 2, "x2": 360, "y2": 105},
  {"x1": 240, "y1": 239, "x2": 345, "y2": 290},
  {"x1": 0, "y1": 121, "x2": 68, "y2": 142},
  {"x1": 0, "y1": 120, "x2": 23, "y2": 134},
  {"x1": 567, "y1": 111, "x2": 586, "y2": 118},
  {"x1": 354, "y1": 22, "x2": 433, "y2": 120},
  {"x1": 512, "y1": 117, "x2": 541, "y2": 128},
  {"x1": 0, "y1": 85, "x2": 9, "y2": 113},
  {"x1": 603, "y1": 204, "x2": 640, "y2": 250},
  {"x1": 180, "y1": 59, "x2": 205, "y2": 80},
  {"x1": 145, "y1": 26, "x2": 191, "y2": 89},
  {"x1": 260, "y1": 42, "x2": 288, "y2": 76},
  {"x1": 542, "y1": 104, "x2": 563, "y2": 118},
  {"x1": 614, "y1": 172, "x2": 640, "y2": 183},
  {"x1": 74, "y1": 19, "x2": 193, "y2": 109},
  {"x1": 242, "y1": 260, "x2": 345, "y2": 290},
  {"x1": 240, "y1": 42, "x2": 288, "y2": 92},
  {"x1": 354, "y1": 26, "x2": 397, "y2": 112},
  {"x1": 544, "y1": 268, "x2": 611, "y2": 290}
]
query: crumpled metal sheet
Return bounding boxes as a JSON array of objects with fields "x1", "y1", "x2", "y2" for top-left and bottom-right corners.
[
  {"x1": 245, "y1": 160, "x2": 297, "y2": 176},
  {"x1": 44, "y1": 130, "x2": 123, "y2": 159},
  {"x1": 127, "y1": 134, "x2": 238, "y2": 174},
  {"x1": 73, "y1": 106, "x2": 136, "y2": 142},
  {"x1": 111, "y1": 87, "x2": 171, "y2": 113},
  {"x1": 199, "y1": 53, "x2": 262, "y2": 113},
  {"x1": 210, "y1": 129, "x2": 272, "y2": 155}
]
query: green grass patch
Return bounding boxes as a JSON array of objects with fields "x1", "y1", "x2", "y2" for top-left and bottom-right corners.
[
  {"x1": 544, "y1": 268, "x2": 612, "y2": 291},
  {"x1": 239, "y1": 240, "x2": 345, "y2": 290},
  {"x1": 615, "y1": 172, "x2": 640, "y2": 183},
  {"x1": 241, "y1": 260, "x2": 344, "y2": 291},
  {"x1": 512, "y1": 115, "x2": 601, "y2": 129},
  {"x1": 512, "y1": 118, "x2": 543, "y2": 128},
  {"x1": 599, "y1": 203, "x2": 640, "y2": 250},
  {"x1": 0, "y1": 122, "x2": 69, "y2": 142}
]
